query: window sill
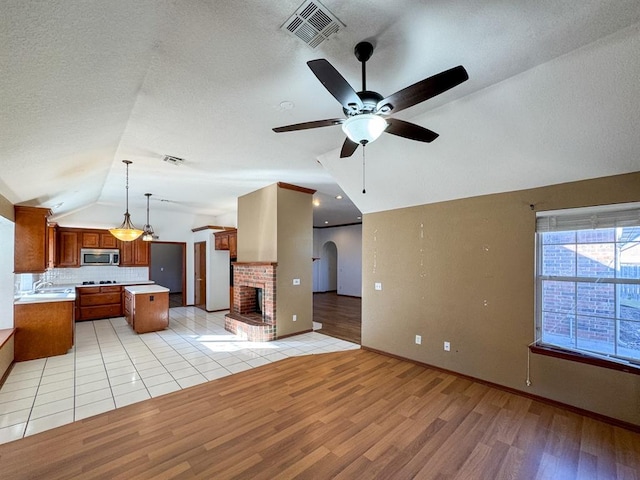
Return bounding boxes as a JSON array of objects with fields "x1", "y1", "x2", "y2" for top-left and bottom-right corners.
[{"x1": 530, "y1": 344, "x2": 640, "y2": 376}]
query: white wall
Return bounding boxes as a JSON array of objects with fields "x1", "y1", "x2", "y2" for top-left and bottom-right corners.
[
  {"x1": 207, "y1": 246, "x2": 230, "y2": 311},
  {"x1": 0, "y1": 217, "x2": 15, "y2": 329},
  {"x1": 313, "y1": 224, "x2": 362, "y2": 297},
  {"x1": 192, "y1": 228, "x2": 230, "y2": 311}
]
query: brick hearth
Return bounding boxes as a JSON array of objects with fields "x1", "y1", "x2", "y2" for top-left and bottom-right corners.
[{"x1": 225, "y1": 262, "x2": 277, "y2": 341}]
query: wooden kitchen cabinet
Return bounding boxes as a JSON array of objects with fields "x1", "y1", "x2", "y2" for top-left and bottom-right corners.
[
  {"x1": 81, "y1": 230, "x2": 117, "y2": 249},
  {"x1": 124, "y1": 285, "x2": 169, "y2": 333},
  {"x1": 57, "y1": 228, "x2": 80, "y2": 267},
  {"x1": 118, "y1": 238, "x2": 149, "y2": 266},
  {"x1": 47, "y1": 223, "x2": 57, "y2": 269},
  {"x1": 214, "y1": 229, "x2": 237, "y2": 258},
  {"x1": 14, "y1": 206, "x2": 51, "y2": 273},
  {"x1": 76, "y1": 285, "x2": 123, "y2": 321},
  {"x1": 14, "y1": 301, "x2": 74, "y2": 361}
]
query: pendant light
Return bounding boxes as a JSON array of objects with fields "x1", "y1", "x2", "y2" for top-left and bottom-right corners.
[
  {"x1": 142, "y1": 193, "x2": 155, "y2": 242},
  {"x1": 109, "y1": 160, "x2": 143, "y2": 242}
]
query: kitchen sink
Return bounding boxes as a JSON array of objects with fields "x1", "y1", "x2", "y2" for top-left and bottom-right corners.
[{"x1": 16, "y1": 291, "x2": 76, "y2": 303}]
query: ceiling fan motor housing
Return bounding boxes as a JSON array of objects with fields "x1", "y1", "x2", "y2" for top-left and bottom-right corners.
[{"x1": 343, "y1": 90, "x2": 383, "y2": 116}]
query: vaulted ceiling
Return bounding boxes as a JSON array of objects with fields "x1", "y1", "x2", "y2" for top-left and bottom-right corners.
[{"x1": 2, "y1": 1, "x2": 639, "y2": 230}]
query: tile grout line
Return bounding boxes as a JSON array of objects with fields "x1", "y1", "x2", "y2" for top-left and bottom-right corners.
[{"x1": 21, "y1": 358, "x2": 47, "y2": 439}]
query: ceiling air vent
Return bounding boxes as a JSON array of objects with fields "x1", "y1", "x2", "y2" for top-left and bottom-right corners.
[
  {"x1": 162, "y1": 155, "x2": 184, "y2": 166},
  {"x1": 281, "y1": 0, "x2": 344, "y2": 49}
]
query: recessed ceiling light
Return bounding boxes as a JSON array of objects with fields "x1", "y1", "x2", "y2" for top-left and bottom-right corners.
[
  {"x1": 279, "y1": 101, "x2": 294, "y2": 111},
  {"x1": 335, "y1": 195, "x2": 343, "y2": 200},
  {"x1": 324, "y1": 221, "x2": 329, "y2": 224},
  {"x1": 357, "y1": 216, "x2": 362, "y2": 220}
]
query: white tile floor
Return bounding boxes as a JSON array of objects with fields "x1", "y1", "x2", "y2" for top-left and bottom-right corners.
[{"x1": 0, "y1": 307, "x2": 359, "y2": 445}]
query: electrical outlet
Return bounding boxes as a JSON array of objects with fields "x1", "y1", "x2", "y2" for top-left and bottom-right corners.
[
  {"x1": 374, "y1": 282, "x2": 382, "y2": 291},
  {"x1": 415, "y1": 335, "x2": 422, "y2": 345},
  {"x1": 444, "y1": 341, "x2": 450, "y2": 352},
  {"x1": 293, "y1": 278, "x2": 300, "y2": 285},
  {"x1": 293, "y1": 314, "x2": 297, "y2": 322}
]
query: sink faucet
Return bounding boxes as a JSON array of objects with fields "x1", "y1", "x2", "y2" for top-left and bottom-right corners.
[{"x1": 32, "y1": 280, "x2": 53, "y2": 292}]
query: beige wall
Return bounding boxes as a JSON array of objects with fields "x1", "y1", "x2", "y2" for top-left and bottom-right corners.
[
  {"x1": 363, "y1": 172, "x2": 640, "y2": 426},
  {"x1": 276, "y1": 187, "x2": 313, "y2": 337},
  {"x1": 237, "y1": 184, "x2": 277, "y2": 262},
  {"x1": 236, "y1": 183, "x2": 313, "y2": 338}
]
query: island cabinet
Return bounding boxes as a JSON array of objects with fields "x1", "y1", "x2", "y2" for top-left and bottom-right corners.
[
  {"x1": 124, "y1": 285, "x2": 169, "y2": 333},
  {"x1": 14, "y1": 301, "x2": 74, "y2": 361},
  {"x1": 118, "y1": 238, "x2": 149, "y2": 267},
  {"x1": 76, "y1": 285, "x2": 123, "y2": 321},
  {"x1": 14, "y1": 206, "x2": 51, "y2": 273}
]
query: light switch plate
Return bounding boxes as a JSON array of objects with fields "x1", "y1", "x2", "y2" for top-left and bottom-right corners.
[
  {"x1": 374, "y1": 282, "x2": 382, "y2": 291},
  {"x1": 293, "y1": 278, "x2": 300, "y2": 285}
]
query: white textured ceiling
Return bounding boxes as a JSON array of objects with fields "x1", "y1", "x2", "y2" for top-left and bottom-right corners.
[{"x1": 1, "y1": 1, "x2": 639, "y2": 229}]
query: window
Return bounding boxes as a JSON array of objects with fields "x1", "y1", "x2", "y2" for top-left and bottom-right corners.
[{"x1": 535, "y1": 204, "x2": 640, "y2": 367}]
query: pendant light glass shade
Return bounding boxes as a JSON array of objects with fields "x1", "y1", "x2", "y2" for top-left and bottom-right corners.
[
  {"x1": 341, "y1": 113, "x2": 387, "y2": 145},
  {"x1": 142, "y1": 193, "x2": 154, "y2": 242},
  {"x1": 110, "y1": 160, "x2": 143, "y2": 242}
]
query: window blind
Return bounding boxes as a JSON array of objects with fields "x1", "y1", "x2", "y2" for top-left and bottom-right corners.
[{"x1": 536, "y1": 202, "x2": 640, "y2": 232}]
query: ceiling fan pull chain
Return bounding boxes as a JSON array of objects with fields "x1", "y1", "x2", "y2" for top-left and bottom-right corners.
[{"x1": 362, "y1": 145, "x2": 366, "y2": 194}]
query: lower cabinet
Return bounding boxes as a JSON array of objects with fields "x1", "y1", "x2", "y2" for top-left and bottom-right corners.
[
  {"x1": 76, "y1": 286, "x2": 123, "y2": 321},
  {"x1": 124, "y1": 287, "x2": 169, "y2": 333},
  {"x1": 14, "y1": 301, "x2": 74, "y2": 361}
]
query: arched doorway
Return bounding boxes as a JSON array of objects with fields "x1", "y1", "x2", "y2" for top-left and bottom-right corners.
[{"x1": 320, "y1": 241, "x2": 337, "y2": 292}]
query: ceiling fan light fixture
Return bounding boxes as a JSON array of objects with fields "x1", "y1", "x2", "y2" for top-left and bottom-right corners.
[
  {"x1": 110, "y1": 160, "x2": 143, "y2": 242},
  {"x1": 342, "y1": 114, "x2": 387, "y2": 145}
]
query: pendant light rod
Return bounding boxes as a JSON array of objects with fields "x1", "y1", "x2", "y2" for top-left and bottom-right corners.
[
  {"x1": 142, "y1": 192, "x2": 155, "y2": 241},
  {"x1": 123, "y1": 160, "x2": 132, "y2": 214},
  {"x1": 109, "y1": 160, "x2": 143, "y2": 242}
]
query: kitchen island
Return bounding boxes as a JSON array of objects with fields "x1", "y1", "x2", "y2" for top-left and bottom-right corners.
[{"x1": 124, "y1": 285, "x2": 170, "y2": 333}]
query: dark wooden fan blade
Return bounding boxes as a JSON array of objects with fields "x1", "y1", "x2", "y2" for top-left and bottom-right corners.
[
  {"x1": 340, "y1": 138, "x2": 359, "y2": 158},
  {"x1": 273, "y1": 118, "x2": 344, "y2": 133},
  {"x1": 385, "y1": 118, "x2": 439, "y2": 143},
  {"x1": 308, "y1": 59, "x2": 364, "y2": 112},
  {"x1": 376, "y1": 65, "x2": 468, "y2": 115}
]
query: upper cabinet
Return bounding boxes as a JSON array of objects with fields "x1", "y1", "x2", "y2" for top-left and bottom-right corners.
[
  {"x1": 214, "y1": 229, "x2": 237, "y2": 259},
  {"x1": 14, "y1": 206, "x2": 51, "y2": 273},
  {"x1": 118, "y1": 237, "x2": 149, "y2": 267},
  {"x1": 81, "y1": 230, "x2": 117, "y2": 249},
  {"x1": 57, "y1": 228, "x2": 80, "y2": 268}
]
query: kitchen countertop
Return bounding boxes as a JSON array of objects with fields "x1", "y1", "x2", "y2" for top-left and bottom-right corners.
[
  {"x1": 14, "y1": 291, "x2": 76, "y2": 304},
  {"x1": 125, "y1": 285, "x2": 170, "y2": 295},
  {"x1": 76, "y1": 280, "x2": 155, "y2": 288},
  {"x1": 15, "y1": 281, "x2": 156, "y2": 304}
]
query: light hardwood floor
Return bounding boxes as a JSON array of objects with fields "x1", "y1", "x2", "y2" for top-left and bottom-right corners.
[
  {"x1": 0, "y1": 348, "x2": 638, "y2": 479},
  {"x1": 313, "y1": 292, "x2": 361, "y2": 344}
]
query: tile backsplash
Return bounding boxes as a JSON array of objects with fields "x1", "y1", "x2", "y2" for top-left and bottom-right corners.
[{"x1": 16, "y1": 266, "x2": 149, "y2": 292}]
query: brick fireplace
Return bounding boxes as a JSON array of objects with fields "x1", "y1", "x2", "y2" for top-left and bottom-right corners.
[{"x1": 225, "y1": 262, "x2": 277, "y2": 341}]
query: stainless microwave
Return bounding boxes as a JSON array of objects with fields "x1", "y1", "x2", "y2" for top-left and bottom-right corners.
[{"x1": 80, "y1": 248, "x2": 120, "y2": 266}]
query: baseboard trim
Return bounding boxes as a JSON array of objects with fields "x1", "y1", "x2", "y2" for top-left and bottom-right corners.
[
  {"x1": 362, "y1": 345, "x2": 640, "y2": 434},
  {"x1": 277, "y1": 329, "x2": 312, "y2": 340}
]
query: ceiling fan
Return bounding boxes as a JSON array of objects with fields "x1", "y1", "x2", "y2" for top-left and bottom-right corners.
[{"x1": 273, "y1": 41, "x2": 468, "y2": 158}]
